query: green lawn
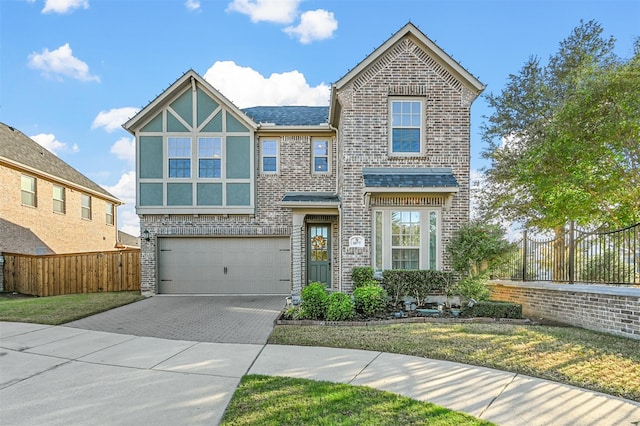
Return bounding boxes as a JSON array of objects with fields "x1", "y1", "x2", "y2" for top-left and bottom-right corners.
[
  {"x1": 0, "y1": 291, "x2": 144, "y2": 325},
  {"x1": 269, "y1": 323, "x2": 640, "y2": 402},
  {"x1": 221, "y1": 375, "x2": 493, "y2": 426}
]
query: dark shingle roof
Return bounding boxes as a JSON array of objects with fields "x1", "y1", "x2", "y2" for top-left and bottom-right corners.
[
  {"x1": 0, "y1": 122, "x2": 119, "y2": 201},
  {"x1": 242, "y1": 106, "x2": 329, "y2": 126},
  {"x1": 282, "y1": 192, "x2": 340, "y2": 203},
  {"x1": 363, "y1": 168, "x2": 459, "y2": 188}
]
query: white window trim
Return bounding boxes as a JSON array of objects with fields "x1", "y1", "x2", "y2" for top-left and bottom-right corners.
[
  {"x1": 261, "y1": 138, "x2": 279, "y2": 174},
  {"x1": 388, "y1": 98, "x2": 425, "y2": 156},
  {"x1": 372, "y1": 208, "x2": 441, "y2": 271},
  {"x1": 311, "y1": 137, "x2": 331, "y2": 175},
  {"x1": 197, "y1": 136, "x2": 223, "y2": 179},
  {"x1": 81, "y1": 194, "x2": 92, "y2": 220},
  {"x1": 53, "y1": 185, "x2": 65, "y2": 214},
  {"x1": 21, "y1": 175, "x2": 37, "y2": 207},
  {"x1": 105, "y1": 202, "x2": 114, "y2": 226},
  {"x1": 167, "y1": 136, "x2": 192, "y2": 179}
]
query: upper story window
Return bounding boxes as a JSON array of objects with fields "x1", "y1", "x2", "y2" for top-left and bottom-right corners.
[
  {"x1": 105, "y1": 202, "x2": 115, "y2": 225},
  {"x1": 198, "y1": 137, "x2": 222, "y2": 178},
  {"x1": 21, "y1": 175, "x2": 37, "y2": 207},
  {"x1": 168, "y1": 137, "x2": 191, "y2": 178},
  {"x1": 390, "y1": 100, "x2": 422, "y2": 154},
  {"x1": 261, "y1": 139, "x2": 278, "y2": 173},
  {"x1": 312, "y1": 138, "x2": 330, "y2": 174},
  {"x1": 81, "y1": 194, "x2": 92, "y2": 220},
  {"x1": 53, "y1": 185, "x2": 65, "y2": 214}
]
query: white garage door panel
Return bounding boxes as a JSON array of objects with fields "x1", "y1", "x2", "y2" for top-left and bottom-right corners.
[{"x1": 158, "y1": 237, "x2": 290, "y2": 294}]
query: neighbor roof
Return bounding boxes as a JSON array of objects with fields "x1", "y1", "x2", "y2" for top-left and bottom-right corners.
[
  {"x1": 0, "y1": 122, "x2": 120, "y2": 202},
  {"x1": 363, "y1": 168, "x2": 459, "y2": 189},
  {"x1": 242, "y1": 106, "x2": 329, "y2": 126}
]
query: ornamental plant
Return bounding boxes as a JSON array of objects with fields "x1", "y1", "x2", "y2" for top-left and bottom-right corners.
[
  {"x1": 325, "y1": 292, "x2": 355, "y2": 321},
  {"x1": 298, "y1": 282, "x2": 328, "y2": 320},
  {"x1": 353, "y1": 283, "x2": 387, "y2": 318}
]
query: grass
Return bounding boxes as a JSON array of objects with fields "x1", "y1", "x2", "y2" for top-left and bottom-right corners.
[
  {"x1": 0, "y1": 291, "x2": 144, "y2": 325},
  {"x1": 221, "y1": 375, "x2": 493, "y2": 426},
  {"x1": 269, "y1": 323, "x2": 640, "y2": 402}
]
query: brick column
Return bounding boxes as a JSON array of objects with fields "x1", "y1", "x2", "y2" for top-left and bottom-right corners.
[{"x1": 291, "y1": 212, "x2": 304, "y2": 297}]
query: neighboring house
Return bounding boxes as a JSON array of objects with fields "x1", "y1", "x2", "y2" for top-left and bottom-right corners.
[
  {"x1": 124, "y1": 23, "x2": 484, "y2": 296},
  {"x1": 117, "y1": 230, "x2": 141, "y2": 249},
  {"x1": 0, "y1": 122, "x2": 122, "y2": 255}
]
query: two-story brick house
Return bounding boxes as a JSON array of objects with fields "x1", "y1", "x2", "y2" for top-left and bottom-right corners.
[
  {"x1": 124, "y1": 23, "x2": 484, "y2": 296},
  {"x1": 0, "y1": 122, "x2": 122, "y2": 255}
]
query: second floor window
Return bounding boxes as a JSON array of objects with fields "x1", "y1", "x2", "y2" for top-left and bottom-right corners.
[
  {"x1": 312, "y1": 139, "x2": 329, "y2": 174},
  {"x1": 81, "y1": 194, "x2": 92, "y2": 220},
  {"x1": 261, "y1": 139, "x2": 278, "y2": 173},
  {"x1": 105, "y1": 202, "x2": 114, "y2": 225},
  {"x1": 168, "y1": 137, "x2": 191, "y2": 178},
  {"x1": 198, "y1": 137, "x2": 222, "y2": 178},
  {"x1": 390, "y1": 100, "x2": 422, "y2": 154},
  {"x1": 53, "y1": 185, "x2": 65, "y2": 214},
  {"x1": 21, "y1": 175, "x2": 37, "y2": 207}
]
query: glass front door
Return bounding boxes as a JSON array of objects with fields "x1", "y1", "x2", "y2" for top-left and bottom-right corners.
[{"x1": 307, "y1": 224, "x2": 331, "y2": 287}]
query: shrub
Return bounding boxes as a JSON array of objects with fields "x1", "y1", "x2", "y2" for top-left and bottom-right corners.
[
  {"x1": 381, "y1": 270, "x2": 454, "y2": 306},
  {"x1": 298, "y1": 282, "x2": 328, "y2": 320},
  {"x1": 351, "y1": 267, "x2": 375, "y2": 288},
  {"x1": 353, "y1": 284, "x2": 387, "y2": 318},
  {"x1": 457, "y1": 276, "x2": 491, "y2": 302},
  {"x1": 463, "y1": 301, "x2": 522, "y2": 319},
  {"x1": 325, "y1": 292, "x2": 355, "y2": 321}
]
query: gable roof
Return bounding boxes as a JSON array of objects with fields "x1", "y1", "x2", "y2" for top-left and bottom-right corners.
[
  {"x1": 123, "y1": 69, "x2": 257, "y2": 133},
  {"x1": 0, "y1": 122, "x2": 120, "y2": 203},
  {"x1": 330, "y1": 22, "x2": 485, "y2": 124},
  {"x1": 242, "y1": 106, "x2": 329, "y2": 126}
]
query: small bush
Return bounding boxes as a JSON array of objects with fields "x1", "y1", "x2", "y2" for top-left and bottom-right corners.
[
  {"x1": 457, "y1": 276, "x2": 491, "y2": 301},
  {"x1": 463, "y1": 301, "x2": 522, "y2": 319},
  {"x1": 298, "y1": 282, "x2": 328, "y2": 320},
  {"x1": 351, "y1": 267, "x2": 375, "y2": 288},
  {"x1": 381, "y1": 270, "x2": 454, "y2": 306},
  {"x1": 353, "y1": 284, "x2": 387, "y2": 318},
  {"x1": 325, "y1": 292, "x2": 355, "y2": 321}
]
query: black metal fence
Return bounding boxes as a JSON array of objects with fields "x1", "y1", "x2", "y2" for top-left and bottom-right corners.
[{"x1": 495, "y1": 222, "x2": 640, "y2": 286}]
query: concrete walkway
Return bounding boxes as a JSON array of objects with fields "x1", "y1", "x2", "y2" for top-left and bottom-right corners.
[{"x1": 1, "y1": 322, "x2": 639, "y2": 425}]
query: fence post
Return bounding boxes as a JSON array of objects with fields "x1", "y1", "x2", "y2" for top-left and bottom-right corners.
[
  {"x1": 568, "y1": 221, "x2": 575, "y2": 284},
  {"x1": 522, "y1": 230, "x2": 528, "y2": 281}
]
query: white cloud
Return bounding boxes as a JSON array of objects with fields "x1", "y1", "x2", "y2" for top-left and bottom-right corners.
[
  {"x1": 104, "y1": 171, "x2": 139, "y2": 236},
  {"x1": 42, "y1": 0, "x2": 88, "y2": 14},
  {"x1": 203, "y1": 61, "x2": 329, "y2": 108},
  {"x1": 110, "y1": 137, "x2": 135, "y2": 165},
  {"x1": 226, "y1": 0, "x2": 300, "y2": 24},
  {"x1": 28, "y1": 43, "x2": 99, "y2": 82},
  {"x1": 185, "y1": 0, "x2": 200, "y2": 11},
  {"x1": 92, "y1": 107, "x2": 139, "y2": 132},
  {"x1": 284, "y1": 9, "x2": 337, "y2": 44},
  {"x1": 30, "y1": 133, "x2": 78, "y2": 156}
]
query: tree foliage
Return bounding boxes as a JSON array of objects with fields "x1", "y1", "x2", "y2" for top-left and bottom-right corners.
[{"x1": 480, "y1": 20, "x2": 639, "y2": 230}]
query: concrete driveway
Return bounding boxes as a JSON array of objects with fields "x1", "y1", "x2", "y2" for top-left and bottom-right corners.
[{"x1": 65, "y1": 295, "x2": 285, "y2": 344}]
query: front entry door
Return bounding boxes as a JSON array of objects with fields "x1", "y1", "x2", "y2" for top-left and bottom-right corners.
[{"x1": 307, "y1": 224, "x2": 331, "y2": 287}]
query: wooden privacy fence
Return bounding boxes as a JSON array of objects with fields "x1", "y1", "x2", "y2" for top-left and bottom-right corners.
[{"x1": 2, "y1": 249, "x2": 140, "y2": 296}]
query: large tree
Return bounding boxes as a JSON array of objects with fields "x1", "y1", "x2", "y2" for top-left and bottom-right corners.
[{"x1": 479, "y1": 20, "x2": 639, "y2": 231}]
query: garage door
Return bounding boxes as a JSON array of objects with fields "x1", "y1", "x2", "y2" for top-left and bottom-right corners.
[{"x1": 158, "y1": 237, "x2": 291, "y2": 294}]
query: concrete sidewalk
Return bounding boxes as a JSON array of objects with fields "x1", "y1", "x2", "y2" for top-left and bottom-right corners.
[{"x1": 1, "y1": 322, "x2": 639, "y2": 425}]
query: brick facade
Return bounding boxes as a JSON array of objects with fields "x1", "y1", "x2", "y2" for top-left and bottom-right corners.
[
  {"x1": 488, "y1": 280, "x2": 640, "y2": 340},
  {"x1": 0, "y1": 164, "x2": 119, "y2": 255}
]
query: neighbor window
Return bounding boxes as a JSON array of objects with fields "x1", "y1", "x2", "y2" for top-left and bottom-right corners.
[
  {"x1": 312, "y1": 138, "x2": 329, "y2": 174},
  {"x1": 168, "y1": 137, "x2": 191, "y2": 178},
  {"x1": 261, "y1": 139, "x2": 278, "y2": 173},
  {"x1": 81, "y1": 194, "x2": 92, "y2": 220},
  {"x1": 198, "y1": 137, "x2": 222, "y2": 178},
  {"x1": 21, "y1": 175, "x2": 37, "y2": 207},
  {"x1": 105, "y1": 202, "x2": 114, "y2": 225},
  {"x1": 390, "y1": 100, "x2": 422, "y2": 154},
  {"x1": 53, "y1": 185, "x2": 65, "y2": 214},
  {"x1": 373, "y1": 209, "x2": 439, "y2": 271}
]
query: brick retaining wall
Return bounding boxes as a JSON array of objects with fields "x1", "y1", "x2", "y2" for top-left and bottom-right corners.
[{"x1": 488, "y1": 280, "x2": 640, "y2": 340}]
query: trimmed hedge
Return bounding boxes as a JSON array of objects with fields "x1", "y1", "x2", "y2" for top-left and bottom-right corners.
[
  {"x1": 353, "y1": 284, "x2": 387, "y2": 318},
  {"x1": 299, "y1": 282, "x2": 328, "y2": 320},
  {"x1": 351, "y1": 267, "x2": 375, "y2": 288},
  {"x1": 326, "y1": 292, "x2": 355, "y2": 321},
  {"x1": 381, "y1": 270, "x2": 454, "y2": 306},
  {"x1": 463, "y1": 301, "x2": 522, "y2": 319}
]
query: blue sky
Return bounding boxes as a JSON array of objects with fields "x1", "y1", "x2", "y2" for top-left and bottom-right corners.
[{"x1": 1, "y1": 0, "x2": 638, "y2": 236}]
